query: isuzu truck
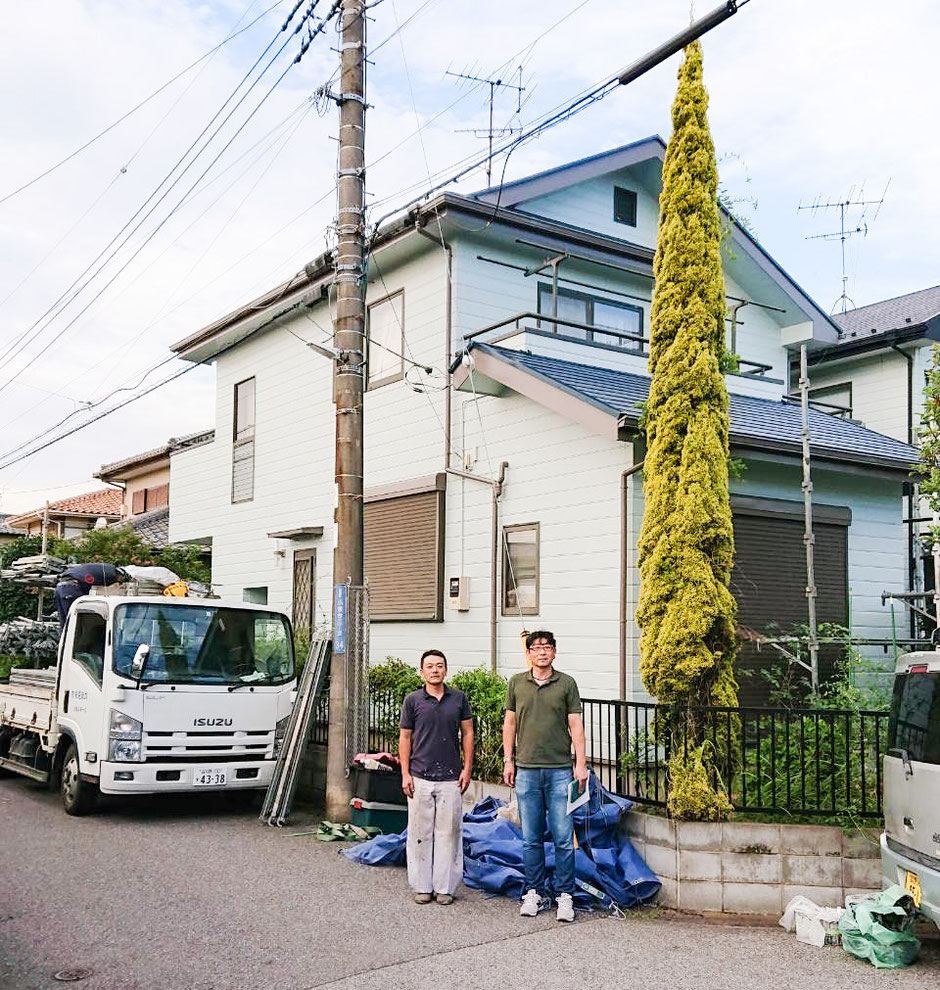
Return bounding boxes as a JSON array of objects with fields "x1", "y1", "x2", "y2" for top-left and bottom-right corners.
[{"x1": 0, "y1": 595, "x2": 295, "y2": 815}]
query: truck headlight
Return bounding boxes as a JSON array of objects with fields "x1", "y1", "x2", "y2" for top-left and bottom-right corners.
[
  {"x1": 273, "y1": 715, "x2": 291, "y2": 756},
  {"x1": 109, "y1": 709, "x2": 143, "y2": 762}
]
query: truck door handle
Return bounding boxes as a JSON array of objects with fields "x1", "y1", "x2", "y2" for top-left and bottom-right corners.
[
  {"x1": 63, "y1": 690, "x2": 69, "y2": 714},
  {"x1": 887, "y1": 747, "x2": 913, "y2": 778}
]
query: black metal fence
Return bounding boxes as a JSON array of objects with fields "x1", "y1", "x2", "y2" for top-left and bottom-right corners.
[
  {"x1": 310, "y1": 690, "x2": 889, "y2": 818},
  {"x1": 583, "y1": 697, "x2": 890, "y2": 819}
]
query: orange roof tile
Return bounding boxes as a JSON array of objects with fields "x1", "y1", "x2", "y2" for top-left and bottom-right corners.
[{"x1": 6, "y1": 488, "x2": 123, "y2": 528}]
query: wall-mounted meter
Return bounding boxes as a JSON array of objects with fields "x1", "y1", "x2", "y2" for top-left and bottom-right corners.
[{"x1": 448, "y1": 576, "x2": 470, "y2": 611}]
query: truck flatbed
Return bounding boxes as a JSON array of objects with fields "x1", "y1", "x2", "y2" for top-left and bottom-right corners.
[{"x1": 0, "y1": 667, "x2": 55, "y2": 734}]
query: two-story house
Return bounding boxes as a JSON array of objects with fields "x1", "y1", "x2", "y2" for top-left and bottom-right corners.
[
  {"x1": 808, "y1": 285, "x2": 940, "y2": 634},
  {"x1": 95, "y1": 430, "x2": 214, "y2": 549},
  {"x1": 168, "y1": 137, "x2": 916, "y2": 703}
]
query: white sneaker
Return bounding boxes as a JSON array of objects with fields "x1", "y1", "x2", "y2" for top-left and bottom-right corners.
[
  {"x1": 519, "y1": 889, "x2": 543, "y2": 917},
  {"x1": 556, "y1": 892, "x2": 574, "y2": 923}
]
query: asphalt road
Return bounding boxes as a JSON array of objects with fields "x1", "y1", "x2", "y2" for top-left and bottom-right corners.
[{"x1": 1, "y1": 776, "x2": 938, "y2": 990}]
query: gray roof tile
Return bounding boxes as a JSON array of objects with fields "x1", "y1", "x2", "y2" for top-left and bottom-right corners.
[
  {"x1": 478, "y1": 344, "x2": 918, "y2": 471},
  {"x1": 109, "y1": 505, "x2": 170, "y2": 549},
  {"x1": 834, "y1": 284, "x2": 940, "y2": 341}
]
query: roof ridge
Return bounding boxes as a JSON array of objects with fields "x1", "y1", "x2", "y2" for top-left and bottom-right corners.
[{"x1": 836, "y1": 283, "x2": 940, "y2": 319}]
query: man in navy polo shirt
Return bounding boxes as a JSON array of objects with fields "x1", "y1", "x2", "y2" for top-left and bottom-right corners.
[{"x1": 399, "y1": 650, "x2": 474, "y2": 905}]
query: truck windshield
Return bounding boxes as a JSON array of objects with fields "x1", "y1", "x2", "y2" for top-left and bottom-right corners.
[
  {"x1": 112, "y1": 604, "x2": 294, "y2": 686},
  {"x1": 889, "y1": 670, "x2": 940, "y2": 765}
]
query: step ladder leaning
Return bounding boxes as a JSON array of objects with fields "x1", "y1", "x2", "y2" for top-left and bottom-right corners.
[{"x1": 260, "y1": 633, "x2": 331, "y2": 827}]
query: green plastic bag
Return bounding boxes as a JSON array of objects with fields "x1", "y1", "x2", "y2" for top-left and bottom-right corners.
[{"x1": 838, "y1": 885, "x2": 921, "y2": 969}]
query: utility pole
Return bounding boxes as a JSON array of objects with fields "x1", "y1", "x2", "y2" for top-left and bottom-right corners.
[
  {"x1": 37, "y1": 500, "x2": 50, "y2": 621},
  {"x1": 325, "y1": 0, "x2": 366, "y2": 822},
  {"x1": 799, "y1": 345, "x2": 819, "y2": 688}
]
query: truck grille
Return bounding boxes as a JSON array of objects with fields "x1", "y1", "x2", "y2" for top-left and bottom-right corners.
[{"x1": 143, "y1": 729, "x2": 274, "y2": 763}]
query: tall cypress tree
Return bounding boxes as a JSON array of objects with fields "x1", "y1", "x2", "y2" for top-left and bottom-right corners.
[{"x1": 636, "y1": 41, "x2": 737, "y2": 818}]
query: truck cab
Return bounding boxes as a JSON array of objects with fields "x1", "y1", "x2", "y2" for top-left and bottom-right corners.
[
  {"x1": 882, "y1": 650, "x2": 940, "y2": 931},
  {"x1": 0, "y1": 596, "x2": 296, "y2": 815}
]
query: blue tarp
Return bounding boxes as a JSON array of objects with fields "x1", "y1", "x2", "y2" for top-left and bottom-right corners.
[{"x1": 342, "y1": 774, "x2": 660, "y2": 910}]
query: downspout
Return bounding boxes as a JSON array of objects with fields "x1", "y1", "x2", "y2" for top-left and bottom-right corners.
[
  {"x1": 892, "y1": 344, "x2": 916, "y2": 635},
  {"x1": 620, "y1": 459, "x2": 645, "y2": 700},
  {"x1": 414, "y1": 218, "x2": 453, "y2": 468},
  {"x1": 446, "y1": 462, "x2": 508, "y2": 672}
]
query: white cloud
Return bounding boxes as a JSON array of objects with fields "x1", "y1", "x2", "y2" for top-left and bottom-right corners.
[{"x1": 0, "y1": 0, "x2": 936, "y2": 511}]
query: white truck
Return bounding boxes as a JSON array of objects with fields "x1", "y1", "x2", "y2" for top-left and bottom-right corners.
[{"x1": 0, "y1": 595, "x2": 296, "y2": 815}]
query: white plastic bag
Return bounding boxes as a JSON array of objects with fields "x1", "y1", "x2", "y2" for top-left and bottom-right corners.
[{"x1": 780, "y1": 895, "x2": 843, "y2": 947}]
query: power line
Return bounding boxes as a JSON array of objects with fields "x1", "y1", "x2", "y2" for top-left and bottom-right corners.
[
  {"x1": 0, "y1": 363, "x2": 205, "y2": 473},
  {"x1": 0, "y1": 2, "x2": 336, "y2": 399},
  {"x1": 0, "y1": 0, "x2": 287, "y2": 206},
  {"x1": 0, "y1": 0, "x2": 319, "y2": 376}
]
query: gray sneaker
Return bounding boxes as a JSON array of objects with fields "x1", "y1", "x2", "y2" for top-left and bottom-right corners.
[
  {"x1": 556, "y1": 892, "x2": 574, "y2": 922},
  {"x1": 436, "y1": 893, "x2": 454, "y2": 905},
  {"x1": 414, "y1": 892, "x2": 432, "y2": 904},
  {"x1": 519, "y1": 889, "x2": 543, "y2": 917}
]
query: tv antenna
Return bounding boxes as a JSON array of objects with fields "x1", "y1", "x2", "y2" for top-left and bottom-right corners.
[
  {"x1": 447, "y1": 66, "x2": 526, "y2": 186},
  {"x1": 798, "y1": 180, "x2": 890, "y2": 315}
]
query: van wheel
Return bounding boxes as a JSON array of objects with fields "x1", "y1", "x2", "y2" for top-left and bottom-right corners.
[{"x1": 61, "y1": 744, "x2": 98, "y2": 816}]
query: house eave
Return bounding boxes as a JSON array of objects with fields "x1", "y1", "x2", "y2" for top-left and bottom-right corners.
[{"x1": 808, "y1": 322, "x2": 939, "y2": 366}]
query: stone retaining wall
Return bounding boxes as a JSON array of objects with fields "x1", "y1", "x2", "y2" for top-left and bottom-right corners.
[{"x1": 625, "y1": 809, "x2": 882, "y2": 915}]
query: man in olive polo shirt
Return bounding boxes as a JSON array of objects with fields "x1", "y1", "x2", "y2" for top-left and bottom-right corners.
[{"x1": 503, "y1": 630, "x2": 588, "y2": 923}]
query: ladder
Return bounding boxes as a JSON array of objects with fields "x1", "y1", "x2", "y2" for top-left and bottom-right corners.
[{"x1": 260, "y1": 633, "x2": 331, "y2": 827}]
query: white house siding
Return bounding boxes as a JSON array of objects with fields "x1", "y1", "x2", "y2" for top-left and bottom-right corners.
[
  {"x1": 368, "y1": 387, "x2": 635, "y2": 700},
  {"x1": 518, "y1": 167, "x2": 660, "y2": 248},
  {"x1": 810, "y1": 350, "x2": 909, "y2": 443},
  {"x1": 169, "y1": 316, "x2": 337, "y2": 615}
]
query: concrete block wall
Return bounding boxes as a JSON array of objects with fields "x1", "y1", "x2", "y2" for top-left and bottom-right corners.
[{"x1": 625, "y1": 810, "x2": 882, "y2": 915}]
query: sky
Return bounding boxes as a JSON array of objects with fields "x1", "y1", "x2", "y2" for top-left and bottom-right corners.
[{"x1": 0, "y1": 0, "x2": 937, "y2": 514}]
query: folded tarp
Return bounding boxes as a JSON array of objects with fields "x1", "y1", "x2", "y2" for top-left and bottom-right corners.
[{"x1": 342, "y1": 773, "x2": 660, "y2": 910}]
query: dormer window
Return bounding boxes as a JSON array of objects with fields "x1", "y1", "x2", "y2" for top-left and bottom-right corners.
[{"x1": 613, "y1": 186, "x2": 637, "y2": 227}]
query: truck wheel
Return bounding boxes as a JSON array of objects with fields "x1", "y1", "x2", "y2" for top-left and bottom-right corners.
[{"x1": 61, "y1": 743, "x2": 98, "y2": 816}]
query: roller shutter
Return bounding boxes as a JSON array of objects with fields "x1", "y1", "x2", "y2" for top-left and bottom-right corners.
[
  {"x1": 365, "y1": 490, "x2": 443, "y2": 621},
  {"x1": 732, "y1": 509, "x2": 848, "y2": 707}
]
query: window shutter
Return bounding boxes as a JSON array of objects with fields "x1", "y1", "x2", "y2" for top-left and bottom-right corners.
[
  {"x1": 365, "y1": 491, "x2": 442, "y2": 620},
  {"x1": 732, "y1": 513, "x2": 848, "y2": 706},
  {"x1": 149, "y1": 484, "x2": 169, "y2": 509},
  {"x1": 132, "y1": 489, "x2": 145, "y2": 514}
]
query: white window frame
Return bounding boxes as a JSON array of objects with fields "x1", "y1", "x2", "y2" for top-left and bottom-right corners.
[{"x1": 367, "y1": 291, "x2": 404, "y2": 389}]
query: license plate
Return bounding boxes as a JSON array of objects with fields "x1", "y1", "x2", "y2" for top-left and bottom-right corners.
[
  {"x1": 193, "y1": 767, "x2": 226, "y2": 786},
  {"x1": 904, "y1": 870, "x2": 922, "y2": 908}
]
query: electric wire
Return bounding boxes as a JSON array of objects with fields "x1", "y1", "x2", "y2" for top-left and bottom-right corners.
[
  {"x1": 0, "y1": 0, "x2": 322, "y2": 382},
  {"x1": 0, "y1": 0, "x2": 288, "y2": 206},
  {"x1": 0, "y1": 2, "x2": 337, "y2": 400}
]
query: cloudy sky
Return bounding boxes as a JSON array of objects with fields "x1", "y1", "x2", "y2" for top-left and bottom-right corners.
[{"x1": 0, "y1": 0, "x2": 936, "y2": 513}]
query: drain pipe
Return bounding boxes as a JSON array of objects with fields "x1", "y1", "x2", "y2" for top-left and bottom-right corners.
[
  {"x1": 415, "y1": 218, "x2": 453, "y2": 468},
  {"x1": 446, "y1": 462, "x2": 508, "y2": 671},
  {"x1": 620, "y1": 460, "x2": 645, "y2": 699}
]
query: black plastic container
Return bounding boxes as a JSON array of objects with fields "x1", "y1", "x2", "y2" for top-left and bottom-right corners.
[{"x1": 352, "y1": 764, "x2": 404, "y2": 804}]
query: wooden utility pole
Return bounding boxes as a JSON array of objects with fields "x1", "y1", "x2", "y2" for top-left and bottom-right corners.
[
  {"x1": 325, "y1": 0, "x2": 366, "y2": 821},
  {"x1": 37, "y1": 500, "x2": 50, "y2": 620}
]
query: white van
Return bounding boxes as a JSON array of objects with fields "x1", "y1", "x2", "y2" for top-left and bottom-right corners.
[{"x1": 882, "y1": 650, "x2": 940, "y2": 930}]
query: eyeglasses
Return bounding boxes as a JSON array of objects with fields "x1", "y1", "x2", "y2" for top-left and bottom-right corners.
[{"x1": 528, "y1": 644, "x2": 555, "y2": 653}]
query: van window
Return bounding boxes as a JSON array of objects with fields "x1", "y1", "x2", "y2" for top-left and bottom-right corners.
[
  {"x1": 72, "y1": 611, "x2": 106, "y2": 686},
  {"x1": 889, "y1": 671, "x2": 940, "y2": 765}
]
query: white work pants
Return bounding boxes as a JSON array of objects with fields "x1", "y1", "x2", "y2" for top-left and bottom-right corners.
[{"x1": 406, "y1": 776, "x2": 463, "y2": 896}]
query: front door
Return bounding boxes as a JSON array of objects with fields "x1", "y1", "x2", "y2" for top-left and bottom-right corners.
[{"x1": 292, "y1": 549, "x2": 316, "y2": 640}]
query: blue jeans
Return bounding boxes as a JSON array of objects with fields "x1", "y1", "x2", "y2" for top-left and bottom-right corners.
[{"x1": 515, "y1": 766, "x2": 575, "y2": 897}]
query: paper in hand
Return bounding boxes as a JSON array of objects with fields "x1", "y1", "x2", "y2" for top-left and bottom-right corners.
[{"x1": 566, "y1": 775, "x2": 590, "y2": 815}]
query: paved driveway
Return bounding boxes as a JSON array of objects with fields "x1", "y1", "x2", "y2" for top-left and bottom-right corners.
[{"x1": 1, "y1": 777, "x2": 937, "y2": 990}]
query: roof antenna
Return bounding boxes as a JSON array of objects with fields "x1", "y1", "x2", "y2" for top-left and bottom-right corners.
[
  {"x1": 447, "y1": 66, "x2": 526, "y2": 186},
  {"x1": 798, "y1": 180, "x2": 891, "y2": 317}
]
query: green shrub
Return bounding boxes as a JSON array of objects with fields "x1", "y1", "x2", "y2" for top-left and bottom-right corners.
[{"x1": 0, "y1": 536, "x2": 43, "y2": 623}]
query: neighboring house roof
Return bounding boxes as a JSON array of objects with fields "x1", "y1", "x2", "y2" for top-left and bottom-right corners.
[
  {"x1": 811, "y1": 285, "x2": 940, "y2": 366},
  {"x1": 0, "y1": 513, "x2": 25, "y2": 536},
  {"x1": 834, "y1": 284, "x2": 940, "y2": 340},
  {"x1": 96, "y1": 429, "x2": 215, "y2": 481},
  {"x1": 466, "y1": 344, "x2": 918, "y2": 473},
  {"x1": 5, "y1": 488, "x2": 123, "y2": 529},
  {"x1": 109, "y1": 504, "x2": 170, "y2": 549}
]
